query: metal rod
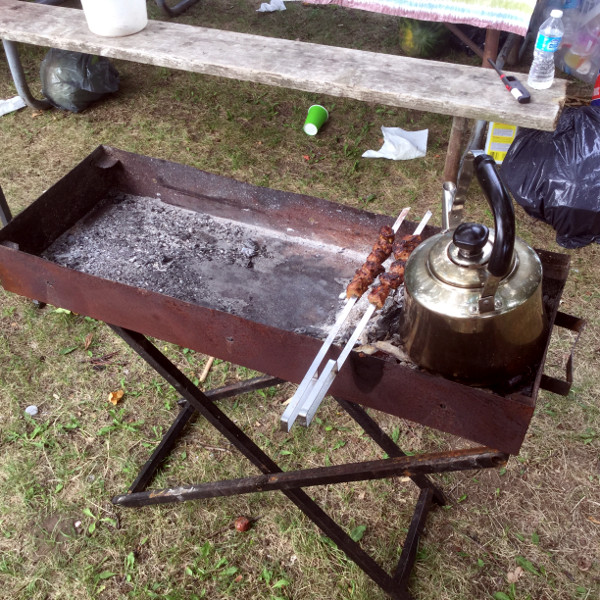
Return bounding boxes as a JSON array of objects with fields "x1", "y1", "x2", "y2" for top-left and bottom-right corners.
[
  {"x1": 335, "y1": 398, "x2": 446, "y2": 506},
  {"x1": 113, "y1": 447, "x2": 507, "y2": 507},
  {"x1": 392, "y1": 487, "x2": 434, "y2": 592},
  {"x1": 0, "y1": 185, "x2": 12, "y2": 227},
  {"x1": 443, "y1": 23, "x2": 484, "y2": 59},
  {"x1": 443, "y1": 116, "x2": 470, "y2": 184},
  {"x1": 2, "y1": 40, "x2": 52, "y2": 111},
  {"x1": 129, "y1": 403, "x2": 196, "y2": 494},
  {"x1": 128, "y1": 375, "x2": 282, "y2": 493},
  {"x1": 280, "y1": 298, "x2": 356, "y2": 430},
  {"x1": 297, "y1": 211, "x2": 432, "y2": 427},
  {"x1": 108, "y1": 325, "x2": 394, "y2": 592},
  {"x1": 155, "y1": 0, "x2": 200, "y2": 17},
  {"x1": 441, "y1": 181, "x2": 457, "y2": 232},
  {"x1": 281, "y1": 207, "x2": 410, "y2": 431}
]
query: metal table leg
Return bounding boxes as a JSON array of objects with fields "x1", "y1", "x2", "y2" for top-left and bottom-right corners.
[
  {"x1": 127, "y1": 375, "x2": 283, "y2": 493},
  {"x1": 107, "y1": 324, "x2": 509, "y2": 599},
  {"x1": 2, "y1": 0, "x2": 197, "y2": 112},
  {"x1": 155, "y1": 0, "x2": 200, "y2": 18},
  {"x1": 334, "y1": 397, "x2": 446, "y2": 506},
  {"x1": 2, "y1": 2, "x2": 66, "y2": 110},
  {"x1": 2, "y1": 40, "x2": 51, "y2": 111},
  {"x1": 0, "y1": 185, "x2": 12, "y2": 227}
]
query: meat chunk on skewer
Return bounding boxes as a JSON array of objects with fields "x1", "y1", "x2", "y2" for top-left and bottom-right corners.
[
  {"x1": 388, "y1": 259, "x2": 406, "y2": 279},
  {"x1": 345, "y1": 225, "x2": 395, "y2": 299},
  {"x1": 380, "y1": 269, "x2": 403, "y2": 289},
  {"x1": 378, "y1": 225, "x2": 394, "y2": 245},
  {"x1": 366, "y1": 247, "x2": 389, "y2": 264},
  {"x1": 346, "y1": 261, "x2": 385, "y2": 298},
  {"x1": 367, "y1": 260, "x2": 406, "y2": 308},
  {"x1": 346, "y1": 277, "x2": 370, "y2": 299},
  {"x1": 367, "y1": 283, "x2": 390, "y2": 309},
  {"x1": 392, "y1": 234, "x2": 422, "y2": 262}
]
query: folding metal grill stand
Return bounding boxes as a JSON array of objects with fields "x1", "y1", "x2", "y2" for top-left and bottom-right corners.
[
  {"x1": 0, "y1": 184, "x2": 12, "y2": 227},
  {"x1": 108, "y1": 325, "x2": 508, "y2": 600}
]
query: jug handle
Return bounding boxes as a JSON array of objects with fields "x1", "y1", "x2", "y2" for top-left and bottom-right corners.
[{"x1": 472, "y1": 152, "x2": 515, "y2": 279}]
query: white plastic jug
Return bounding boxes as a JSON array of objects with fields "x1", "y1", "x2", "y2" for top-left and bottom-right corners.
[{"x1": 80, "y1": 0, "x2": 148, "y2": 37}]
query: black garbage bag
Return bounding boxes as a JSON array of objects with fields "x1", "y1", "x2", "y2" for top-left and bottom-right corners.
[
  {"x1": 500, "y1": 106, "x2": 600, "y2": 248},
  {"x1": 40, "y1": 48, "x2": 119, "y2": 113}
]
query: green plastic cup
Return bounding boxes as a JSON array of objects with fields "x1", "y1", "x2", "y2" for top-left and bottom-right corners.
[{"x1": 303, "y1": 104, "x2": 329, "y2": 136}]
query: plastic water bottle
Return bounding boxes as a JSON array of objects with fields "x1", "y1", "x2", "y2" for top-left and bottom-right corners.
[
  {"x1": 563, "y1": 19, "x2": 600, "y2": 75},
  {"x1": 528, "y1": 9, "x2": 565, "y2": 89},
  {"x1": 561, "y1": 0, "x2": 581, "y2": 40}
]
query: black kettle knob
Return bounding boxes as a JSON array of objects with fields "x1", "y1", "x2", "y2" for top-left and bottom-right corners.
[{"x1": 453, "y1": 222, "x2": 489, "y2": 257}]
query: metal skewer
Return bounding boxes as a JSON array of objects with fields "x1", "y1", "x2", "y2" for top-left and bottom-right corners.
[
  {"x1": 280, "y1": 207, "x2": 411, "y2": 431},
  {"x1": 297, "y1": 210, "x2": 433, "y2": 427}
]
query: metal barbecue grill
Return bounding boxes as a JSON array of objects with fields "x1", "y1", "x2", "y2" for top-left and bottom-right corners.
[{"x1": 0, "y1": 146, "x2": 583, "y2": 600}]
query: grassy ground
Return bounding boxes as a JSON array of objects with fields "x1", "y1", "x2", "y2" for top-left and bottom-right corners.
[{"x1": 0, "y1": 3, "x2": 599, "y2": 600}]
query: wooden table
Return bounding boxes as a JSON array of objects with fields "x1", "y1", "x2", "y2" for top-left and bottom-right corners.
[{"x1": 1, "y1": 0, "x2": 566, "y2": 130}]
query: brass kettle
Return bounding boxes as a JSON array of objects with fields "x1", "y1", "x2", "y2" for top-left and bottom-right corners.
[{"x1": 402, "y1": 152, "x2": 547, "y2": 386}]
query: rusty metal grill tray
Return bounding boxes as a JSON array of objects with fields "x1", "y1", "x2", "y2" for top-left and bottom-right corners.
[{"x1": 0, "y1": 146, "x2": 570, "y2": 454}]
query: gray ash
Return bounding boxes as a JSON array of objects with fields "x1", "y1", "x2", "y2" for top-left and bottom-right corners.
[
  {"x1": 335, "y1": 288, "x2": 406, "y2": 348},
  {"x1": 42, "y1": 192, "x2": 362, "y2": 338}
]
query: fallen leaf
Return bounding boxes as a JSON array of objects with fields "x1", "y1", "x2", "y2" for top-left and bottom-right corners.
[
  {"x1": 506, "y1": 566, "x2": 524, "y2": 584},
  {"x1": 303, "y1": 155, "x2": 310, "y2": 161},
  {"x1": 84, "y1": 332, "x2": 93, "y2": 350},
  {"x1": 108, "y1": 390, "x2": 124, "y2": 405}
]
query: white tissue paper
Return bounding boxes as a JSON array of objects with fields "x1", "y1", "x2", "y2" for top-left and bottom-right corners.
[
  {"x1": 0, "y1": 96, "x2": 26, "y2": 117},
  {"x1": 362, "y1": 126, "x2": 428, "y2": 160},
  {"x1": 257, "y1": 0, "x2": 286, "y2": 11}
]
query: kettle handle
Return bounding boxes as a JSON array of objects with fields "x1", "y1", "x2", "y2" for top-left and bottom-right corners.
[{"x1": 473, "y1": 152, "x2": 515, "y2": 278}]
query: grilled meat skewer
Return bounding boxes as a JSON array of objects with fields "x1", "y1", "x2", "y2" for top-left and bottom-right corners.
[{"x1": 346, "y1": 225, "x2": 395, "y2": 299}]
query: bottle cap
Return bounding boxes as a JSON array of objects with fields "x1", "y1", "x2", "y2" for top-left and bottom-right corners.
[{"x1": 550, "y1": 9, "x2": 563, "y2": 18}]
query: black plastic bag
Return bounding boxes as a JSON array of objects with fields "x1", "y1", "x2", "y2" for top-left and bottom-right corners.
[
  {"x1": 500, "y1": 106, "x2": 600, "y2": 248},
  {"x1": 40, "y1": 49, "x2": 119, "y2": 113}
]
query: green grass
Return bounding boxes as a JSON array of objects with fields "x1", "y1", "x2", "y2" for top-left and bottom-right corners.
[{"x1": 0, "y1": 3, "x2": 599, "y2": 600}]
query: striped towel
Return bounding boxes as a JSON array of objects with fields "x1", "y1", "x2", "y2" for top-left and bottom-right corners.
[{"x1": 302, "y1": 0, "x2": 537, "y2": 36}]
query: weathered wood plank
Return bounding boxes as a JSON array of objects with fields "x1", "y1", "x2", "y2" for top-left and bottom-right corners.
[{"x1": 0, "y1": 0, "x2": 566, "y2": 130}]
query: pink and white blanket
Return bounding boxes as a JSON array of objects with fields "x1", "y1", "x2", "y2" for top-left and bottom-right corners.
[{"x1": 302, "y1": 0, "x2": 537, "y2": 36}]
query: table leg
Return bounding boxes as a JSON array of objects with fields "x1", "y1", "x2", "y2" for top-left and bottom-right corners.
[
  {"x1": 108, "y1": 325, "x2": 395, "y2": 593},
  {"x1": 442, "y1": 116, "x2": 470, "y2": 183},
  {"x1": 0, "y1": 185, "x2": 12, "y2": 227},
  {"x1": 107, "y1": 324, "x2": 508, "y2": 599},
  {"x1": 127, "y1": 375, "x2": 281, "y2": 493},
  {"x1": 335, "y1": 397, "x2": 446, "y2": 506},
  {"x1": 155, "y1": 0, "x2": 200, "y2": 17},
  {"x1": 2, "y1": 40, "x2": 52, "y2": 111}
]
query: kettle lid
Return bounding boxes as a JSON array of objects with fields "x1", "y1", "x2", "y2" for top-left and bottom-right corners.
[{"x1": 427, "y1": 224, "x2": 515, "y2": 289}]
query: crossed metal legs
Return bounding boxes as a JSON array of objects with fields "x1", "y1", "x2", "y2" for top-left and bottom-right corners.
[
  {"x1": 0, "y1": 185, "x2": 12, "y2": 227},
  {"x1": 108, "y1": 325, "x2": 507, "y2": 599}
]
